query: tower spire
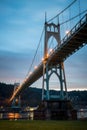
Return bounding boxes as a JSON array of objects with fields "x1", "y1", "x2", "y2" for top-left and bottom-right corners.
[{"x1": 45, "y1": 12, "x2": 47, "y2": 23}]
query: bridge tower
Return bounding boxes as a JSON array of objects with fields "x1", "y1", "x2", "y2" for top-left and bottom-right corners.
[
  {"x1": 11, "y1": 83, "x2": 21, "y2": 110},
  {"x1": 34, "y1": 19, "x2": 77, "y2": 120},
  {"x1": 42, "y1": 19, "x2": 68, "y2": 101}
]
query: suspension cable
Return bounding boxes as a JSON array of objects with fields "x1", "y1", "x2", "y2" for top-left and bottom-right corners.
[
  {"x1": 26, "y1": 26, "x2": 45, "y2": 77},
  {"x1": 78, "y1": 0, "x2": 81, "y2": 19},
  {"x1": 48, "y1": 0, "x2": 77, "y2": 23},
  {"x1": 60, "y1": 9, "x2": 87, "y2": 25}
]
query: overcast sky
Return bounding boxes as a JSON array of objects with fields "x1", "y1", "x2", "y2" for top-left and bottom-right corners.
[{"x1": 0, "y1": 0, "x2": 87, "y2": 91}]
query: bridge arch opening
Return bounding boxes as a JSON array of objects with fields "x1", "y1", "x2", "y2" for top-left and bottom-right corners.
[
  {"x1": 49, "y1": 72, "x2": 60, "y2": 91},
  {"x1": 47, "y1": 36, "x2": 58, "y2": 54}
]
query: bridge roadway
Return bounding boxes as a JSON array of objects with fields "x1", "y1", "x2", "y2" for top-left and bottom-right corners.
[{"x1": 10, "y1": 14, "x2": 87, "y2": 101}]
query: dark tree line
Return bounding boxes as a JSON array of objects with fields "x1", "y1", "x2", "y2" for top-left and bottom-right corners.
[{"x1": 0, "y1": 82, "x2": 87, "y2": 108}]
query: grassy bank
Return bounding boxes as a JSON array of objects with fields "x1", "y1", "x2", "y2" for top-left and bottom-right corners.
[{"x1": 0, "y1": 120, "x2": 87, "y2": 130}]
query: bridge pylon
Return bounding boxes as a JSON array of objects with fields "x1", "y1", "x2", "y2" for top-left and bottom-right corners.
[
  {"x1": 42, "y1": 21, "x2": 68, "y2": 101},
  {"x1": 34, "y1": 21, "x2": 76, "y2": 120},
  {"x1": 11, "y1": 83, "x2": 21, "y2": 110}
]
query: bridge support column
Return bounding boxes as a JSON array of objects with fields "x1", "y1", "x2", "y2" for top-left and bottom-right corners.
[
  {"x1": 42, "y1": 20, "x2": 68, "y2": 101},
  {"x1": 42, "y1": 62, "x2": 68, "y2": 100},
  {"x1": 42, "y1": 60, "x2": 50, "y2": 100},
  {"x1": 11, "y1": 83, "x2": 21, "y2": 111},
  {"x1": 59, "y1": 62, "x2": 68, "y2": 100}
]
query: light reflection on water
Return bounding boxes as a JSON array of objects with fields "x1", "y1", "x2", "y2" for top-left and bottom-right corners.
[
  {"x1": 8, "y1": 113, "x2": 21, "y2": 119},
  {"x1": 77, "y1": 109, "x2": 87, "y2": 119},
  {"x1": 0, "y1": 109, "x2": 87, "y2": 120},
  {"x1": 0, "y1": 111, "x2": 33, "y2": 120}
]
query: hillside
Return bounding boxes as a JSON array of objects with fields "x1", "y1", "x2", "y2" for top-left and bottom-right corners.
[{"x1": 0, "y1": 82, "x2": 87, "y2": 108}]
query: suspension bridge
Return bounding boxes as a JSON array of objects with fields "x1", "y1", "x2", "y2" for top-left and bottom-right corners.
[{"x1": 10, "y1": 0, "x2": 87, "y2": 105}]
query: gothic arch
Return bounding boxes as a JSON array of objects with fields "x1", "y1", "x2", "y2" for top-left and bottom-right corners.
[
  {"x1": 46, "y1": 32, "x2": 60, "y2": 45},
  {"x1": 42, "y1": 22, "x2": 67, "y2": 100},
  {"x1": 45, "y1": 22, "x2": 61, "y2": 48}
]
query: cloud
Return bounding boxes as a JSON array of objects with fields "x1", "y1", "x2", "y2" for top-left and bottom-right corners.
[
  {"x1": 0, "y1": 50, "x2": 35, "y2": 83},
  {"x1": 65, "y1": 45, "x2": 87, "y2": 90},
  {"x1": 7, "y1": 19, "x2": 27, "y2": 25}
]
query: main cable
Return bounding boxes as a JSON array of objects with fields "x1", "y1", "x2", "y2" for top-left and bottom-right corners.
[
  {"x1": 26, "y1": 26, "x2": 45, "y2": 77},
  {"x1": 48, "y1": 0, "x2": 77, "y2": 23},
  {"x1": 60, "y1": 9, "x2": 87, "y2": 25}
]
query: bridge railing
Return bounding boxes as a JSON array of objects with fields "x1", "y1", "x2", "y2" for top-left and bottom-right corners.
[
  {"x1": 47, "y1": 13, "x2": 87, "y2": 58},
  {"x1": 61, "y1": 13, "x2": 87, "y2": 45}
]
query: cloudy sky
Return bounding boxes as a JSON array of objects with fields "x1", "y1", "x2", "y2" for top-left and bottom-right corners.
[{"x1": 0, "y1": 0, "x2": 87, "y2": 91}]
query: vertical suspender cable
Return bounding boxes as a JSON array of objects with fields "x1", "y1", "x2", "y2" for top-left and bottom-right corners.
[
  {"x1": 26, "y1": 26, "x2": 44, "y2": 78},
  {"x1": 48, "y1": 0, "x2": 77, "y2": 23}
]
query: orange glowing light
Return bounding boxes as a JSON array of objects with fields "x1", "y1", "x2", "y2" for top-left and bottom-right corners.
[
  {"x1": 42, "y1": 58, "x2": 44, "y2": 61},
  {"x1": 29, "y1": 72, "x2": 32, "y2": 75},
  {"x1": 47, "y1": 53, "x2": 49, "y2": 58},
  {"x1": 34, "y1": 66, "x2": 37, "y2": 69}
]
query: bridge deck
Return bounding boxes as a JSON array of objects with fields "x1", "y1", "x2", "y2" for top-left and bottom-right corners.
[{"x1": 10, "y1": 14, "x2": 87, "y2": 101}]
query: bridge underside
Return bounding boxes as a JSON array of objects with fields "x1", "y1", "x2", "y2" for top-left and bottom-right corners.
[
  {"x1": 10, "y1": 14, "x2": 87, "y2": 101},
  {"x1": 49, "y1": 24, "x2": 87, "y2": 65}
]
